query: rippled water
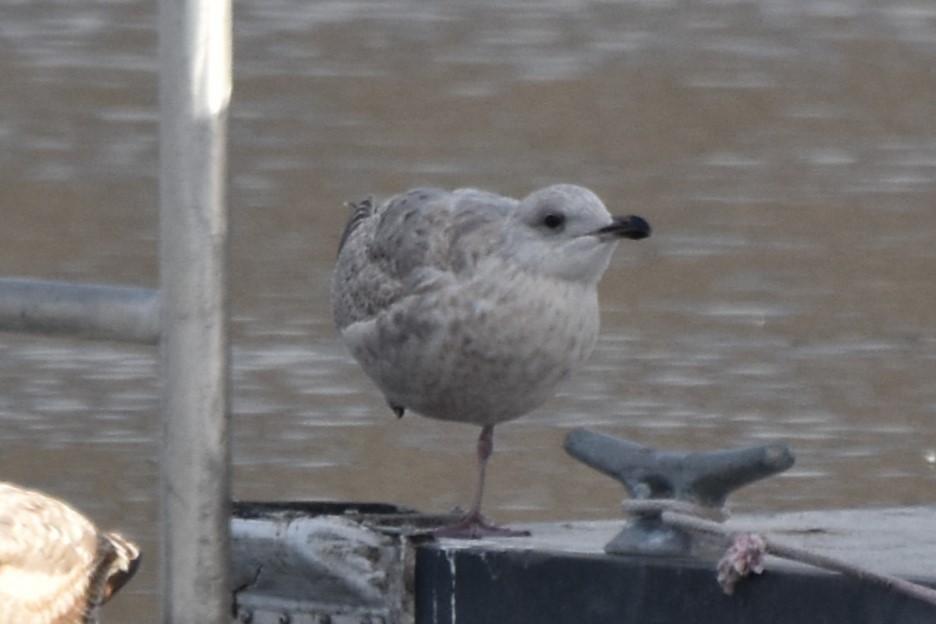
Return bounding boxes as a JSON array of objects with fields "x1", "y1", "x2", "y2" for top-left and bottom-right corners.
[{"x1": 2, "y1": 0, "x2": 936, "y2": 620}]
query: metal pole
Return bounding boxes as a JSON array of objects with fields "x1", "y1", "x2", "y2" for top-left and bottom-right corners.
[
  {"x1": 0, "y1": 278, "x2": 159, "y2": 344},
  {"x1": 158, "y1": 0, "x2": 232, "y2": 621}
]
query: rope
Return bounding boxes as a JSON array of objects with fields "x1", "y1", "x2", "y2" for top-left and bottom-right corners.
[{"x1": 620, "y1": 500, "x2": 936, "y2": 609}]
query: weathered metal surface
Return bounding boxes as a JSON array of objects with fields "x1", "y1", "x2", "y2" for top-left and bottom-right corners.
[
  {"x1": 228, "y1": 501, "x2": 936, "y2": 624},
  {"x1": 565, "y1": 428, "x2": 794, "y2": 556},
  {"x1": 416, "y1": 544, "x2": 934, "y2": 624},
  {"x1": 418, "y1": 507, "x2": 936, "y2": 624},
  {"x1": 0, "y1": 278, "x2": 159, "y2": 344},
  {"x1": 158, "y1": 0, "x2": 232, "y2": 619},
  {"x1": 231, "y1": 502, "x2": 425, "y2": 624}
]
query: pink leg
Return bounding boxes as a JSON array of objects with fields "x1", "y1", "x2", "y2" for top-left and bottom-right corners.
[{"x1": 433, "y1": 425, "x2": 530, "y2": 539}]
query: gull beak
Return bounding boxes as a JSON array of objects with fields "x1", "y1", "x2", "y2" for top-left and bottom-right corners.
[{"x1": 593, "y1": 215, "x2": 652, "y2": 240}]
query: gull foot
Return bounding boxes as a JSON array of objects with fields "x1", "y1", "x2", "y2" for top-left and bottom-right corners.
[{"x1": 432, "y1": 512, "x2": 530, "y2": 539}]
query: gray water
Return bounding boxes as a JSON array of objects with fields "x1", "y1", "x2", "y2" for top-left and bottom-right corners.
[{"x1": 2, "y1": 0, "x2": 936, "y2": 620}]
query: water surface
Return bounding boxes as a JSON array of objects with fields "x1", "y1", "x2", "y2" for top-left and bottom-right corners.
[{"x1": 1, "y1": 0, "x2": 936, "y2": 620}]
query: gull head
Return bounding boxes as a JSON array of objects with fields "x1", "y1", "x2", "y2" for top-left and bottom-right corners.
[{"x1": 504, "y1": 184, "x2": 651, "y2": 284}]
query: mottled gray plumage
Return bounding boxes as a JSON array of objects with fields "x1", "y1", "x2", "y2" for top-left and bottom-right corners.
[{"x1": 330, "y1": 184, "x2": 650, "y2": 535}]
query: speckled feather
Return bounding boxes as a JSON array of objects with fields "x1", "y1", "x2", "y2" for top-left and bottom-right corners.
[
  {"x1": 330, "y1": 184, "x2": 642, "y2": 427},
  {"x1": 0, "y1": 483, "x2": 140, "y2": 624}
]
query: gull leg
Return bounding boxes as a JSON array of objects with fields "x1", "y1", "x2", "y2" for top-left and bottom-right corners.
[
  {"x1": 433, "y1": 425, "x2": 530, "y2": 539},
  {"x1": 468, "y1": 423, "x2": 494, "y2": 518}
]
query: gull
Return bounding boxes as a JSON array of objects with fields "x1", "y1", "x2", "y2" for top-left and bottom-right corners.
[
  {"x1": 0, "y1": 482, "x2": 140, "y2": 624},
  {"x1": 331, "y1": 184, "x2": 650, "y2": 537}
]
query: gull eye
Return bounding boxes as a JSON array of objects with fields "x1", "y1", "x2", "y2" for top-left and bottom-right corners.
[{"x1": 542, "y1": 212, "x2": 566, "y2": 231}]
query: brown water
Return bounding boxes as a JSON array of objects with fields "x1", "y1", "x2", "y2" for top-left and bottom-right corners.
[{"x1": 2, "y1": 0, "x2": 936, "y2": 620}]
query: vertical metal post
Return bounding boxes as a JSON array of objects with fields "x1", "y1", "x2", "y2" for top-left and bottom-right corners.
[{"x1": 158, "y1": 0, "x2": 232, "y2": 622}]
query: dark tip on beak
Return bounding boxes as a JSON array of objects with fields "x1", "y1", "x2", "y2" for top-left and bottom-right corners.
[{"x1": 596, "y1": 215, "x2": 651, "y2": 240}]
